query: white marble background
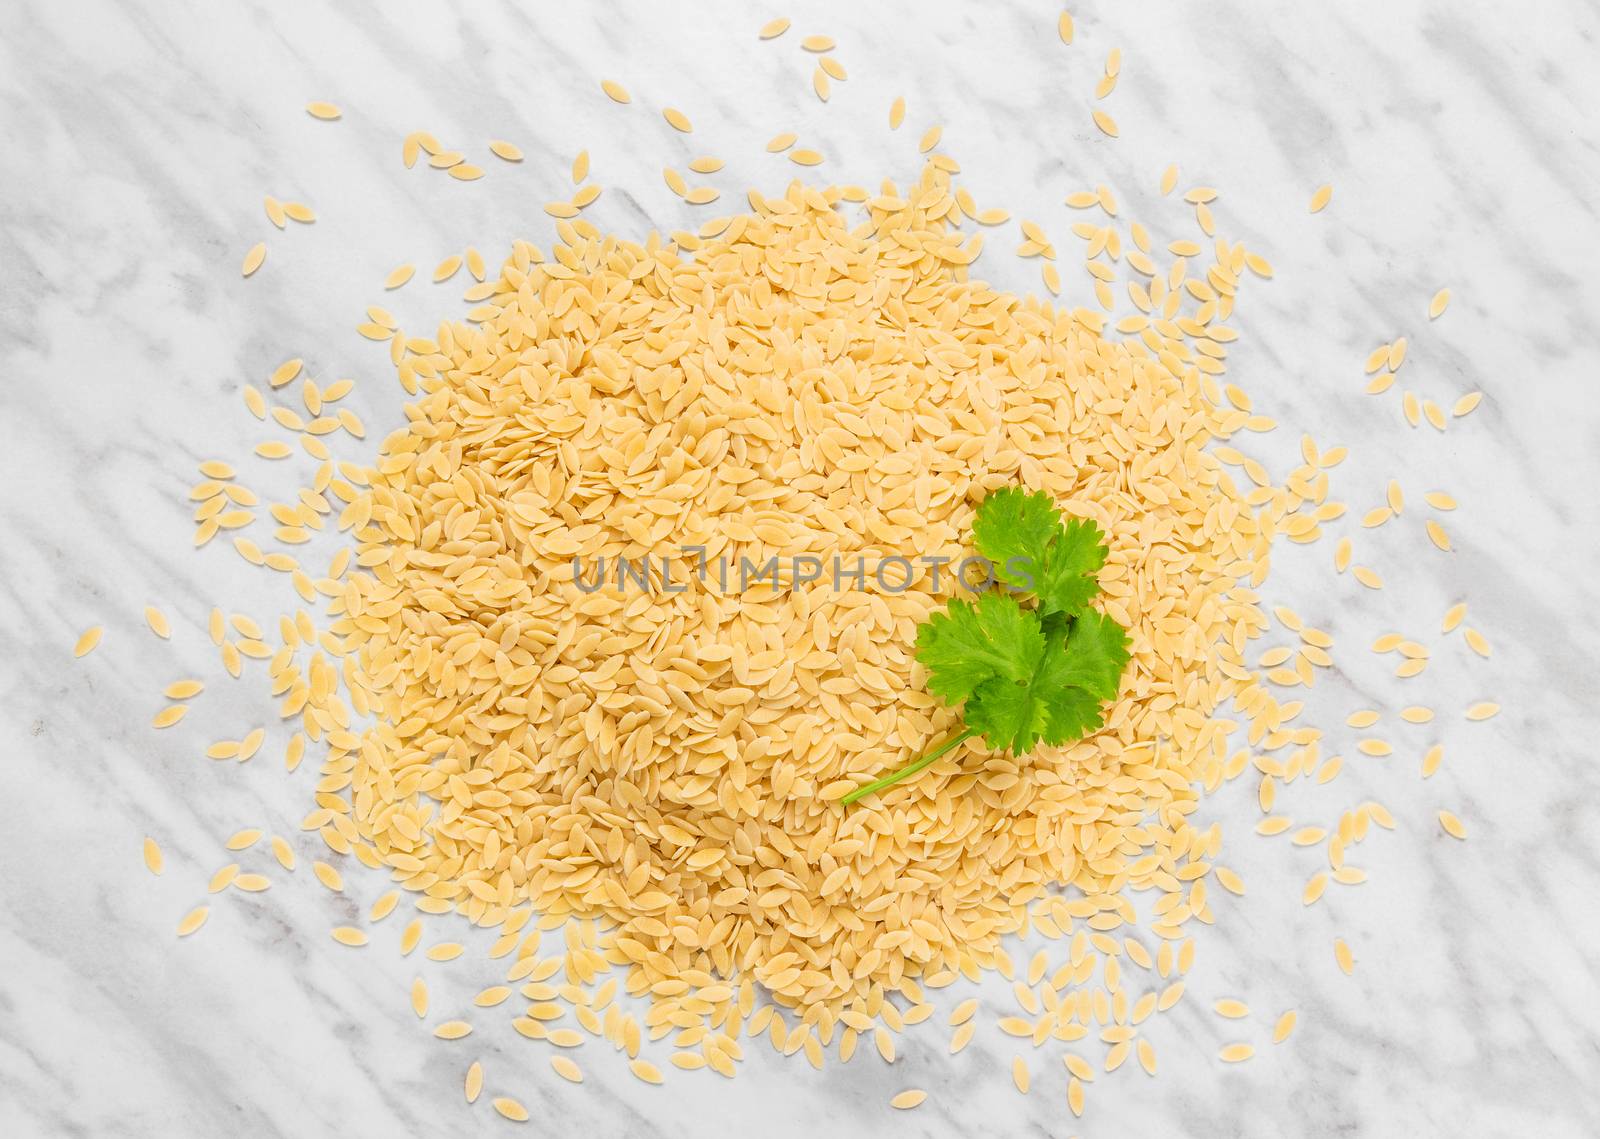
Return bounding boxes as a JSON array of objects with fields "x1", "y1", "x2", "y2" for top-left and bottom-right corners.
[{"x1": 3, "y1": 0, "x2": 1599, "y2": 1135}]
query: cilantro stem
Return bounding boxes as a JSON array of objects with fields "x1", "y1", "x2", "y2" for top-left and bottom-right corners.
[{"x1": 839, "y1": 727, "x2": 977, "y2": 806}]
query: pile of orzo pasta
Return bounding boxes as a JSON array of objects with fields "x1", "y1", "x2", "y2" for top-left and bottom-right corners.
[
  {"x1": 105, "y1": 63, "x2": 1481, "y2": 1116},
  {"x1": 327, "y1": 160, "x2": 1263, "y2": 1036}
]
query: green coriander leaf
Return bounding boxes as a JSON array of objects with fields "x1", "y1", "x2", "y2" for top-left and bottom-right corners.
[
  {"x1": 1034, "y1": 516, "x2": 1110, "y2": 619},
  {"x1": 971, "y1": 486, "x2": 1061, "y2": 593},
  {"x1": 1042, "y1": 609, "x2": 1130, "y2": 702},
  {"x1": 915, "y1": 592, "x2": 1045, "y2": 705},
  {"x1": 1028, "y1": 619, "x2": 1127, "y2": 746},
  {"x1": 1038, "y1": 683, "x2": 1105, "y2": 746},
  {"x1": 965, "y1": 676, "x2": 1048, "y2": 753},
  {"x1": 843, "y1": 487, "x2": 1133, "y2": 805}
]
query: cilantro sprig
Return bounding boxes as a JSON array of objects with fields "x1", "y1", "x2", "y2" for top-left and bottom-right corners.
[{"x1": 840, "y1": 487, "x2": 1130, "y2": 806}]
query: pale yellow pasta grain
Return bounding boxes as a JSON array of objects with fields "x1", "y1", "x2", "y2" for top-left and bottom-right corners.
[
  {"x1": 144, "y1": 606, "x2": 171, "y2": 638},
  {"x1": 74, "y1": 626, "x2": 104, "y2": 657},
  {"x1": 464, "y1": 1061, "x2": 483, "y2": 1103},
  {"x1": 493, "y1": 1097, "x2": 529, "y2": 1122},
  {"x1": 143, "y1": 837, "x2": 163, "y2": 875},
  {"x1": 489, "y1": 140, "x2": 523, "y2": 162},
  {"x1": 270, "y1": 836, "x2": 295, "y2": 870},
  {"x1": 891, "y1": 1089, "x2": 926, "y2": 1109},
  {"x1": 225, "y1": 828, "x2": 262, "y2": 851},
  {"x1": 949, "y1": 1022, "x2": 975, "y2": 1053},
  {"x1": 1428, "y1": 288, "x2": 1451, "y2": 318},
  {"x1": 242, "y1": 243, "x2": 266, "y2": 276},
  {"x1": 759, "y1": 17, "x2": 791, "y2": 39},
  {"x1": 1466, "y1": 702, "x2": 1499, "y2": 721},
  {"x1": 305, "y1": 101, "x2": 341, "y2": 120},
  {"x1": 1011, "y1": 1056, "x2": 1030, "y2": 1093},
  {"x1": 177, "y1": 905, "x2": 209, "y2": 936},
  {"x1": 1309, "y1": 184, "x2": 1332, "y2": 212},
  {"x1": 1273, "y1": 1010, "x2": 1297, "y2": 1043},
  {"x1": 332, "y1": 926, "x2": 369, "y2": 947},
  {"x1": 630, "y1": 1058, "x2": 664, "y2": 1084},
  {"x1": 601, "y1": 80, "x2": 630, "y2": 103},
  {"x1": 1219, "y1": 1043, "x2": 1254, "y2": 1062}
]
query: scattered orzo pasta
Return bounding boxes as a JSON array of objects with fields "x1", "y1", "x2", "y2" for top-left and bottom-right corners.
[
  {"x1": 199, "y1": 164, "x2": 1315, "y2": 1105},
  {"x1": 143, "y1": 43, "x2": 1504, "y2": 1109}
]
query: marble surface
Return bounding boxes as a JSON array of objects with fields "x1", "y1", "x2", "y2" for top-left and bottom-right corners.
[{"x1": 3, "y1": 0, "x2": 1600, "y2": 1135}]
